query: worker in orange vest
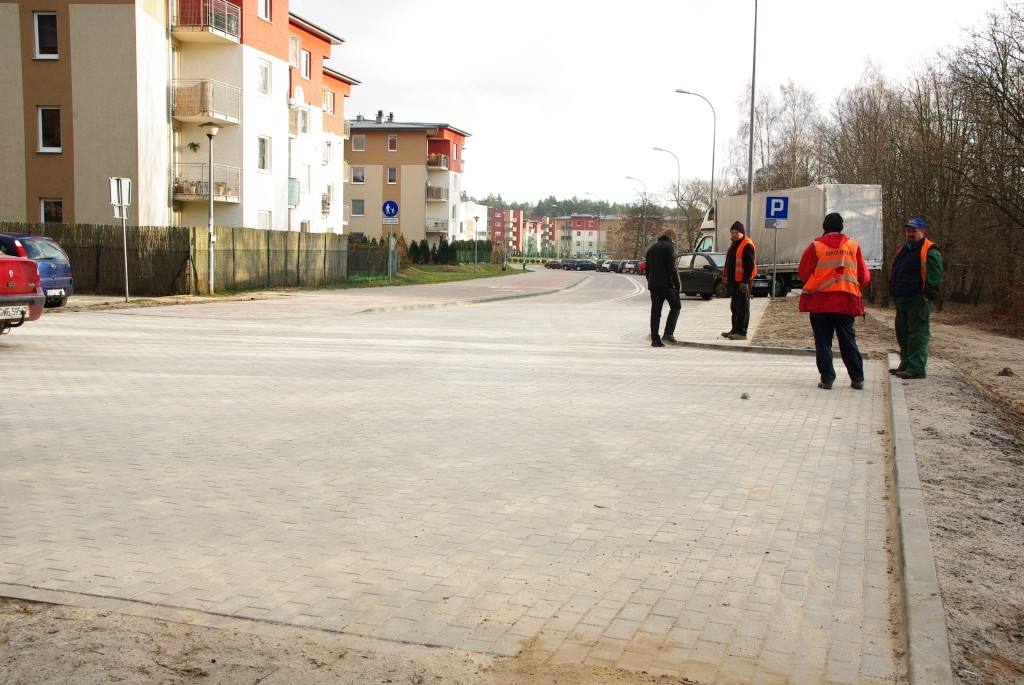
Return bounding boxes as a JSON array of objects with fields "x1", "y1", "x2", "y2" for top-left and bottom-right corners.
[
  {"x1": 798, "y1": 212, "x2": 871, "y2": 390},
  {"x1": 721, "y1": 221, "x2": 756, "y2": 340},
  {"x1": 888, "y1": 217, "x2": 943, "y2": 379}
]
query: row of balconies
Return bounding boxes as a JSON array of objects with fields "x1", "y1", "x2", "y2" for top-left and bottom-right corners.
[
  {"x1": 171, "y1": 0, "x2": 241, "y2": 42},
  {"x1": 173, "y1": 163, "x2": 240, "y2": 203}
]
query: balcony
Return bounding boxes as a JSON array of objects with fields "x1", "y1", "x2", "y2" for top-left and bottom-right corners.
[
  {"x1": 172, "y1": 79, "x2": 241, "y2": 125},
  {"x1": 425, "y1": 186, "x2": 449, "y2": 202},
  {"x1": 427, "y1": 153, "x2": 449, "y2": 170},
  {"x1": 172, "y1": 163, "x2": 240, "y2": 203},
  {"x1": 425, "y1": 220, "x2": 449, "y2": 234},
  {"x1": 171, "y1": 0, "x2": 241, "y2": 43}
]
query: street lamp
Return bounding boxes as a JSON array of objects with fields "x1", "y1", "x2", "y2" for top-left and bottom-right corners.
[
  {"x1": 199, "y1": 122, "x2": 220, "y2": 294},
  {"x1": 625, "y1": 176, "x2": 648, "y2": 257},
  {"x1": 674, "y1": 89, "x2": 716, "y2": 211},
  {"x1": 473, "y1": 215, "x2": 480, "y2": 271},
  {"x1": 652, "y1": 147, "x2": 681, "y2": 235},
  {"x1": 746, "y1": 0, "x2": 759, "y2": 234}
]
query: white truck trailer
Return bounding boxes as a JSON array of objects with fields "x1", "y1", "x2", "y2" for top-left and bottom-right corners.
[{"x1": 695, "y1": 184, "x2": 883, "y2": 296}]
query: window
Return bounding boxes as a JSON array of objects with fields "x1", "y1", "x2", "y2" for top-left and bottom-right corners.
[
  {"x1": 288, "y1": 34, "x2": 301, "y2": 67},
  {"x1": 258, "y1": 0, "x2": 271, "y2": 21},
  {"x1": 387, "y1": 135, "x2": 397, "y2": 152},
  {"x1": 351, "y1": 166, "x2": 365, "y2": 184},
  {"x1": 322, "y1": 87, "x2": 334, "y2": 115},
  {"x1": 257, "y1": 60, "x2": 270, "y2": 97},
  {"x1": 38, "y1": 107, "x2": 61, "y2": 152},
  {"x1": 41, "y1": 199, "x2": 62, "y2": 223},
  {"x1": 34, "y1": 13, "x2": 58, "y2": 58},
  {"x1": 351, "y1": 199, "x2": 365, "y2": 216},
  {"x1": 351, "y1": 135, "x2": 365, "y2": 151},
  {"x1": 387, "y1": 167, "x2": 397, "y2": 184},
  {"x1": 301, "y1": 50, "x2": 311, "y2": 80},
  {"x1": 297, "y1": 108, "x2": 309, "y2": 134},
  {"x1": 258, "y1": 211, "x2": 272, "y2": 230},
  {"x1": 257, "y1": 136, "x2": 270, "y2": 171},
  {"x1": 321, "y1": 141, "x2": 332, "y2": 165}
]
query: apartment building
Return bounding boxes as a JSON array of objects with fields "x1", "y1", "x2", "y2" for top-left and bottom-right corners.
[
  {"x1": 0, "y1": 0, "x2": 356, "y2": 232},
  {"x1": 488, "y1": 207, "x2": 524, "y2": 255},
  {"x1": 552, "y1": 213, "x2": 603, "y2": 258},
  {"x1": 346, "y1": 111, "x2": 470, "y2": 247}
]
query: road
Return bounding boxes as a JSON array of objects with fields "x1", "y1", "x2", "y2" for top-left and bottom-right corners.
[{"x1": 1, "y1": 270, "x2": 902, "y2": 684}]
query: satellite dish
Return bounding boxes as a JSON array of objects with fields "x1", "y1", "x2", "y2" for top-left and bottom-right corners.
[{"x1": 293, "y1": 86, "x2": 304, "y2": 103}]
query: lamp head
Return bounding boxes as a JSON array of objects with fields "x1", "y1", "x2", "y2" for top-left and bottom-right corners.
[{"x1": 200, "y1": 122, "x2": 221, "y2": 138}]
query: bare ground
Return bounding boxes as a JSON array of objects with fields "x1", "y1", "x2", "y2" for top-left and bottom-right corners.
[{"x1": 2, "y1": 296, "x2": 1023, "y2": 684}]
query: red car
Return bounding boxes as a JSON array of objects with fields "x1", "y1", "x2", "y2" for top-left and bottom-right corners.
[
  {"x1": 1, "y1": 255, "x2": 45, "y2": 336},
  {"x1": 638, "y1": 259, "x2": 647, "y2": 275}
]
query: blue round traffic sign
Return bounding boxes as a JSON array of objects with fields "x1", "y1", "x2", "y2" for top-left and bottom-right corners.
[{"x1": 382, "y1": 200, "x2": 399, "y2": 217}]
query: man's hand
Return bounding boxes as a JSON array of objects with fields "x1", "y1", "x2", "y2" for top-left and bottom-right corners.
[{"x1": 739, "y1": 282, "x2": 751, "y2": 297}]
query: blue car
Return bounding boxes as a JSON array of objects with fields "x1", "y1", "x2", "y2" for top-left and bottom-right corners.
[{"x1": 0, "y1": 233, "x2": 74, "y2": 308}]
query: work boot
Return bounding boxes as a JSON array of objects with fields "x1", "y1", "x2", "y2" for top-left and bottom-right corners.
[{"x1": 663, "y1": 335, "x2": 678, "y2": 344}]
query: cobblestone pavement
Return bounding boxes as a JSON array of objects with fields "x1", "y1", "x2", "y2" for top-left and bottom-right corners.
[{"x1": 1, "y1": 270, "x2": 902, "y2": 683}]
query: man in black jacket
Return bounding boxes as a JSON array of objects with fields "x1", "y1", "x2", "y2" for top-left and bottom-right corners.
[{"x1": 645, "y1": 228, "x2": 681, "y2": 347}]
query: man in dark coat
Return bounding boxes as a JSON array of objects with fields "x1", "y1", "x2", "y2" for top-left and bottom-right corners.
[
  {"x1": 889, "y1": 217, "x2": 943, "y2": 379},
  {"x1": 645, "y1": 228, "x2": 681, "y2": 347},
  {"x1": 722, "y1": 221, "x2": 757, "y2": 340}
]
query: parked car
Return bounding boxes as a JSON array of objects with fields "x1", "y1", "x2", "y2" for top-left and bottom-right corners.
[
  {"x1": 751, "y1": 273, "x2": 774, "y2": 297},
  {"x1": 638, "y1": 259, "x2": 647, "y2": 275},
  {"x1": 622, "y1": 260, "x2": 641, "y2": 274},
  {"x1": 0, "y1": 255, "x2": 45, "y2": 335},
  {"x1": 561, "y1": 259, "x2": 578, "y2": 270},
  {"x1": 545, "y1": 259, "x2": 563, "y2": 269},
  {"x1": 0, "y1": 233, "x2": 74, "y2": 308},
  {"x1": 598, "y1": 259, "x2": 614, "y2": 272},
  {"x1": 676, "y1": 252, "x2": 728, "y2": 300},
  {"x1": 573, "y1": 259, "x2": 598, "y2": 271}
]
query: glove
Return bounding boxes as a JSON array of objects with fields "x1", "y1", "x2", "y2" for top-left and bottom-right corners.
[{"x1": 739, "y1": 283, "x2": 751, "y2": 296}]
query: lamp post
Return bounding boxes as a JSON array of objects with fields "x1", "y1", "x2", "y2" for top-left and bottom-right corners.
[
  {"x1": 652, "y1": 147, "x2": 680, "y2": 235},
  {"x1": 625, "y1": 176, "x2": 648, "y2": 257},
  {"x1": 473, "y1": 215, "x2": 479, "y2": 271},
  {"x1": 199, "y1": 122, "x2": 220, "y2": 293},
  {"x1": 746, "y1": 0, "x2": 759, "y2": 234},
  {"x1": 674, "y1": 89, "x2": 716, "y2": 211}
]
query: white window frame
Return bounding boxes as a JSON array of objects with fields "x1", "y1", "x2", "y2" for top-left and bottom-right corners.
[
  {"x1": 301, "y1": 50, "x2": 311, "y2": 80},
  {"x1": 34, "y1": 12, "x2": 58, "y2": 59},
  {"x1": 297, "y1": 108, "x2": 309, "y2": 134},
  {"x1": 351, "y1": 166, "x2": 365, "y2": 184},
  {"x1": 387, "y1": 167, "x2": 397, "y2": 184},
  {"x1": 256, "y1": 59, "x2": 271, "y2": 97},
  {"x1": 351, "y1": 199, "x2": 365, "y2": 216},
  {"x1": 387, "y1": 134, "x2": 397, "y2": 152},
  {"x1": 40, "y1": 198, "x2": 62, "y2": 223},
  {"x1": 257, "y1": 0, "x2": 271, "y2": 22},
  {"x1": 37, "y1": 107, "x2": 61, "y2": 152},
  {"x1": 257, "y1": 136, "x2": 271, "y2": 171},
  {"x1": 322, "y1": 87, "x2": 335, "y2": 115},
  {"x1": 351, "y1": 135, "x2": 365, "y2": 152},
  {"x1": 288, "y1": 35, "x2": 301, "y2": 68}
]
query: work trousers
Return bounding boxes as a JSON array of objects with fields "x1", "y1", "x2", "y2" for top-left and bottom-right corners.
[
  {"x1": 809, "y1": 312, "x2": 864, "y2": 385},
  {"x1": 649, "y1": 286, "x2": 681, "y2": 341},
  {"x1": 729, "y1": 285, "x2": 750, "y2": 335},
  {"x1": 894, "y1": 294, "x2": 932, "y2": 374}
]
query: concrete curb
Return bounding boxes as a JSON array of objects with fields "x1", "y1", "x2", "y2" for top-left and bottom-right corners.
[{"x1": 887, "y1": 353, "x2": 955, "y2": 684}]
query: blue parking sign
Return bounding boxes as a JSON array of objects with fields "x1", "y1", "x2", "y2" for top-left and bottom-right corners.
[{"x1": 765, "y1": 196, "x2": 788, "y2": 229}]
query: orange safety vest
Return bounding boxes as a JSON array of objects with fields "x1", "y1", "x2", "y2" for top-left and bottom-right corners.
[
  {"x1": 802, "y1": 238, "x2": 862, "y2": 296},
  {"x1": 731, "y1": 236, "x2": 757, "y2": 281},
  {"x1": 891, "y1": 238, "x2": 935, "y2": 291}
]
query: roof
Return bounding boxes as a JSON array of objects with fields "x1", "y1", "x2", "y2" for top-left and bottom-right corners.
[
  {"x1": 324, "y1": 66, "x2": 360, "y2": 86},
  {"x1": 349, "y1": 115, "x2": 471, "y2": 138},
  {"x1": 288, "y1": 13, "x2": 345, "y2": 45}
]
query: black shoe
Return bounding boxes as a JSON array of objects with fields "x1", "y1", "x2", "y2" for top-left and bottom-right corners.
[
  {"x1": 721, "y1": 331, "x2": 734, "y2": 338},
  {"x1": 727, "y1": 333, "x2": 747, "y2": 340},
  {"x1": 818, "y1": 381, "x2": 833, "y2": 390},
  {"x1": 652, "y1": 340, "x2": 665, "y2": 347},
  {"x1": 663, "y1": 335, "x2": 678, "y2": 344},
  {"x1": 851, "y1": 380, "x2": 864, "y2": 390},
  {"x1": 888, "y1": 368, "x2": 905, "y2": 375},
  {"x1": 895, "y1": 370, "x2": 925, "y2": 379}
]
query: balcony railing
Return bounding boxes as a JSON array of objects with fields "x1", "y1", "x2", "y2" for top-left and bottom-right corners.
[
  {"x1": 427, "y1": 153, "x2": 449, "y2": 169},
  {"x1": 425, "y1": 186, "x2": 449, "y2": 201},
  {"x1": 172, "y1": 79, "x2": 241, "y2": 124},
  {"x1": 171, "y1": 0, "x2": 241, "y2": 41},
  {"x1": 172, "y1": 163, "x2": 241, "y2": 202},
  {"x1": 426, "y1": 220, "x2": 449, "y2": 234}
]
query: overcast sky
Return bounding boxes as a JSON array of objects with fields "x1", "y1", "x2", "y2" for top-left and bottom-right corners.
[{"x1": 289, "y1": 0, "x2": 1009, "y2": 207}]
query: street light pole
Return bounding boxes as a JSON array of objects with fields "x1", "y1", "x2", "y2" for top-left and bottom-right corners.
[
  {"x1": 674, "y1": 89, "x2": 717, "y2": 212},
  {"x1": 651, "y1": 147, "x2": 680, "y2": 236},
  {"x1": 625, "y1": 176, "x2": 648, "y2": 257},
  {"x1": 199, "y1": 122, "x2": 220, "y2": 294},
  {"x1": 473, "y1": 215, "x2": 479, "y2": 271},
  {"x1": 746, "y1": 0, "x2": 759, "y2": 233}
]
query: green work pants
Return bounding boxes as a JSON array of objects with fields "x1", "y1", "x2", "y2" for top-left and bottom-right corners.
[{"x1": 894, "y1": 294, "x2": 932, "y2": 375}]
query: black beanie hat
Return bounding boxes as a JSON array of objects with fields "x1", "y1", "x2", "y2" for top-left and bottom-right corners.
[
  {"x1": 730, "y1": 221, "x2": 745, "y2": 234},
  {"x1": 823, "y1": 212, "x2": 844, "y2": 233}
]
